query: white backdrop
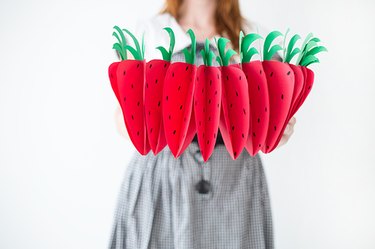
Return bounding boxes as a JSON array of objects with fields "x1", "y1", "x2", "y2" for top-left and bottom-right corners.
[{"x1": 1, "y1": 0, "x2": 374, "y2": 248}]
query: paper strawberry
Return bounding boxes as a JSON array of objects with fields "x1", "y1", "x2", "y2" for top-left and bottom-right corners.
[
  {"x1": 261, "y1": 31, "x2": 295, "y2": 153},
  {"x1": 216, "y1": 37, "x2": 249, "y2": 160},
  {"x1": 108, "y1": 25, "x2": 127, "y2": 105},
  {"x1": 163, "y1": 29, "x2": 197, "y2": 158},
  {"x1": 268, "y1": 32, "x2": 327, "y2": 152},
  {"x1": 239, "y1": 31, "x2": 269, "y2": 156},
  {"x1": 115, "y1": 28, "x2": 150, "y2": 155},
  {"x1": 194, "y1": 38, "x2": 222, "y2": 162},
  {"x1": 145, "y1": 27, "x2": 175, "y2": 155}
]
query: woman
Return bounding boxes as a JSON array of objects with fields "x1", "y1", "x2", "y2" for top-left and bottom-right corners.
[{"x1": 109, "y1": 0, "x2": 296, "y2": 248}]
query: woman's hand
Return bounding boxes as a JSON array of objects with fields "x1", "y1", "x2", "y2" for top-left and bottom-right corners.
[
  {"x1": 276, "y1": 116, "x2": 296, "y2": 149},
  {"x1": 115, "y1": 105, "x2": 129, "y2": 140}
]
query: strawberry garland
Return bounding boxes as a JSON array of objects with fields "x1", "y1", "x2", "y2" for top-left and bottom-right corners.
[{"x1": 108, "y1": 26, "x2": 326, "y2": 159}]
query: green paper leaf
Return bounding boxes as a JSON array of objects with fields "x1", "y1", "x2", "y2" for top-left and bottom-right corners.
[
  {"x1": 296, "y1": 32, "x2": 313, "y2": 65},
  {"x1": 300, "y1": 54, "x2": 318, "y2": 66},
  {"x1": 156, "y1": 46, "x2": 170, "y2": 61},
  {"x1": 113, "y1": 43, "x2": 124, "y2": 60},
  {"x1": 123, "y1": 28, "x2": 143, "y2": 60},
  {"x1": 305, "y1": 45, "x2": 328, "y2": 58},
  {"x1": 182, "y1": 29, "x2": 196, "y2": 64},
  {"x1": 285, "y1": 34, "x2": 301, "y2": 63},
  {"x1": 242, "y1": 47, "x2": 259, "y2": 62},
  {"x1": 263, "y1": 31, "x2": 283, "y2": 61},
  {"x1": 241, "y1": 33, "x2": 262, "y2": 63},
  {"x1": 112, "y1": 25, "x2": 127, "y2": 60}
]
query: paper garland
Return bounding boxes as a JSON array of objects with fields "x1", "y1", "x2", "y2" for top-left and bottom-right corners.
[{"x1": 108, "y1": 26, "x2": 327, "y2": 161}]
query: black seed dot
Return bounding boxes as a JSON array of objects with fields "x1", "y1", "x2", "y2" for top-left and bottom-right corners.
[
  {"x1": 185, "y1": 66, "x2": 189, "y2": 71},
  {"x1": 203, "y1": 108, "x2": 205, "y2": 113},
  {"x1": 258, "y1": 118, "x2": 260, "y2": 123},
  {"x1": 158, "y1": 101, "x2": 161, "y2": 107},
  {"x1": 150, "y1": 128, "x2": 153, "y2": 133},
  {"x1": 265, "y1": 107, "x2": 267, "y2": 112},
  {"x1": 137, "y1": 63, "x2": 140, "y2": 68},
  {"x1": 173, "y1": 130, "x2": 176, "y2": 135},
  {"x1": 287, "y1": 71, "x2": 291, "y2": 75},
  {"x1": 232, "y1": 125, "x2": 234, "y2": 131},
  {"x1": 208, "y1": 99, "x2": 211, "y2": 104},
  {"x1": 149, "y1": 64, "x2": 152, "y2": 68},
  {"x1": 242, "y1": 133, "x2": 244, "y2": 138},
  {"x1": 146, "y1": 83, "x2": 148, "y2": 88},
  {"x1": 236, "y1": 91, "x2": 238, "y2": 97},
  {"x1": 131, "y1": 115, "x2": 134, "y2": 120},
  {"x1": 270, "y1": 72, "x2": 273, "y2": 77},
  {"x1": 123, "y1": 97, "x2": 126, "y2": 102},
  {"x1": 239, "y1": 76, "x2": 242, "y2": 80},
  {"x1": 215, "y1": 90, "x2": 218, "y2": 95},
  {"x1": 274, "y1": 125, "x2": 277, "y2": 131},
  {"x1": 217, "y1": 104, "x2": 219, "y2": 108},
  {"x1": 234, "y1": 151, "x2": 237, "y2": 157},
  {"x1": 210, "y1": 80, "x2": 212, "y2": 86},
  {"x1": 131, "y1": 84, "x2": 133, "y2": 89},
  {"x1": 203, "y1": 133, "x2": 205, "y2": 138},
  {"x1": 308, "y1": 86, "x2": 311, "y2": 90},
  {"x1": 155, "y1": 79, "x2": 158, "y2": 84},
  {"x1": 166, "y1": 96, "x2": 169, "y2": 101},
  {"x1": 202, "y1": 88, "x2": 204, "y2": 93},
  {"x1": 168, "y1": 114, "x2": 171, "y2": 120},
  {"x1": 230, "y1": 103, "x2": 233, "y2": 108},
  {"x1": 208, "y1": 116, "x2": 211, "y2": 121},
  {"x1": 246, "y1": 75, "x2": 248, "y2": 79},
  {"x1": 164, "y1": 63, "x2": 167, "y2": 68},
  {"x1": 243, "y1": 108, "x2": 246, "y2": 115},
  {"x1": 137, "y1": 131, "x2": 140, "y2": 136},
  {"x1": 137, "y1": 101, "x2": 140, "y2": 107},
  {"x1": 110, "y1": 74, "x2": 113, "y2": 78},
  {"x1": 180, "y1": 105, "x2": 183, "y2": 110},
  {"x1": 258, "y1": 85, "x2": 260, "y2": 91},
  {"x1": 253, "y1": 132, "x2": 256, "y2": 137},
  {"x1": 207, "y1": 140, "x2": 210, "y2": 145},
  {"x1": 217, "y1": 74, "x2": 219, "y2": 79},
  {"x1": 259, "y1": 144, "x2": 261, "y2": 147},
  {"x1": 260, "y1": 70, "x2": 262, "y2": 74},
  {"x1": 123, "y1": 70, "x2": 126, "y2": 75},
  {"x1": 226, "y1": 75, "x2": 229, "y2": 80},
  {"x1": 172, "y1": 72, "x2": 174, "y2": 77},
  {"x1": 178, "y1": 85, "x2": 181, "y2": 91},
  {"x1": 148, "y1": 111, "x2": 150, "y2": 116},
  {"x1": 281, "y1": 94, "x2": 284, "y2": 100},
  {"x1": 266, "y1": 145, "x2": 269, "y2": 149}
]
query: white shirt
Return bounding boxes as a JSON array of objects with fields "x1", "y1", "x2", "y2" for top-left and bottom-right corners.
[{"x1": 132, "y1": 12, "x2": 274, "y2": 63}]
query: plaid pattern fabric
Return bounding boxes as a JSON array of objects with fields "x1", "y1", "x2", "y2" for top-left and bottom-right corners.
[{"x1": 108, "y1": 43, "x2": 274, "y2": 249}]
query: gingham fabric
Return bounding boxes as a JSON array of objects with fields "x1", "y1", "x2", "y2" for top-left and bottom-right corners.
[{"x1": 108, "y1": 43, "x2": 274, "y2": 249}]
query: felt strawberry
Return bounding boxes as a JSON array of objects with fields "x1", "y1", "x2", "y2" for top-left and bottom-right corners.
[
  {"x1": 144, "y1": 27, "x2": 175, "y2": 155},
  {"x1": 108, "y1": 25, "x2": 127, "y2": 105},
  {"x1": 261, "y1": 31, "x2": 295, "y2": 153},
  {"x1": 239, "y1": 31, "x2": 269, "y2": 156},
  {"x1": 216, "y1": 37, "x2": 249, "y2": 160},
  {"x1": 163, "y1": 29, "x2": 197, "y2": 158},
  {"x1": 194, "y1": 38, "x2": 222, "y2": 162},
  {"x1": 115, "y1": 28, "x2": 150, "y2": 155}
]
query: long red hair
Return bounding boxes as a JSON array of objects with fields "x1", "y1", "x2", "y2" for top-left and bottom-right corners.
[{"x1": 160, "y1": 0, "x2": 247, "y2": 51}]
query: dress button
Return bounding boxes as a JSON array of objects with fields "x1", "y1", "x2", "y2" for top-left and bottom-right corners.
[{"x1": 195, "y1": 179, "x2": 211, "y2": 194}]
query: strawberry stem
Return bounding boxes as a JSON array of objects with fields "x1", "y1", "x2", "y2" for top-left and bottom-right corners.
[
  {"x1": 284, "y1": 33, "x2": 301, "y2": 63},
  {"x1": 239, "y1": 32, "x2": 263, "y2": 63},
  {"x1": 215, "y1": 37, "x2": 237, "y2": 66},
  {"x1": 200, "y1": 38, "x2": 215, "y2": 66},
  {"x1": 296, "y1": 33, "x2": 327, "y2": 67},
  {"x1": 182, "y1": 29, "x2": 196, "y2": 64},
  {"x1": 263, "y1": 31, "x2": 283, "y2": 61},
  {"x1": 112, "y1": 25, "x2": 127, "y2": 60},
  {"x1": 123, "y1": 28, "x2": 144, "y2": 60},
  {"x1": 156, "y1": 27, "x2": 175, "y2": 61}
]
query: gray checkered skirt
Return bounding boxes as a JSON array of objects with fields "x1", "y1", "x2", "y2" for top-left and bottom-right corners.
[{"x1": 108, "y1": 43, "x2": 274, "y2": 249}]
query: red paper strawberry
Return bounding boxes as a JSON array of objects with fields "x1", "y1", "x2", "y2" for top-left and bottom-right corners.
[
  {"x1": 145, "y1": 27, "x2": 175, "y2": 155},
  {"x1": 108, "y1": 25, "x2": 127, "y2": 105},
  {"x1": 194, "y1": 38, "x2": 222, "y2": 162},
  {"x1": 163, "y1": 29, "x2": 197, "y2": 158},
  {"x1": 261, "y1": 31, "x2": 295, "y2": 153},
  {"x1": 115, "y1": 28, "x2": 150, "y2": 155},
  {"x1": 216, "y1": 37, "x2": 249, "y2": 160},
  {"x1": 239, "y1": 31, "x2": 269, "y2": 156}
]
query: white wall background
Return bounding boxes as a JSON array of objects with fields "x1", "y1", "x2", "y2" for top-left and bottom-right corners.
[{"x1": 0, "y1": 0, "x2": 374, "y2": 248}]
